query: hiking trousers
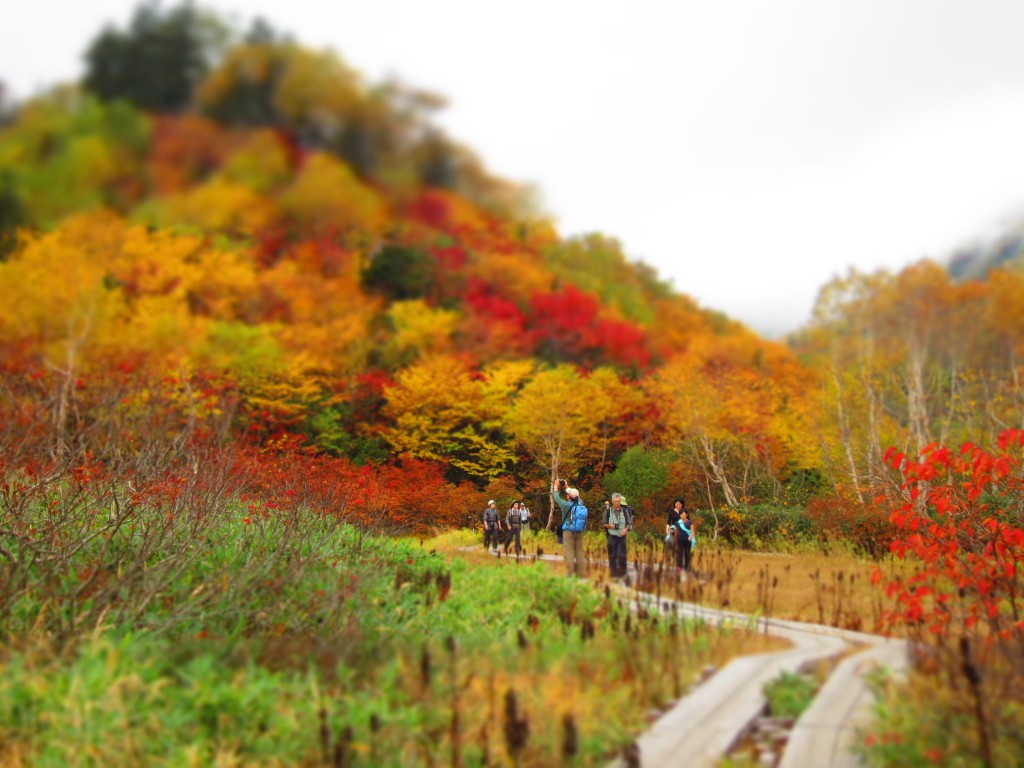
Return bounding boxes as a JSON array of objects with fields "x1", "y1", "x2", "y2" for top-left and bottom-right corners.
[
  {"x1": 484, "y1": 526, "x2": 501, "y2": 551},
  {"x1": 504, "y1": 526, "x2": 522, "y2": 554},
  {"x1": 676, "y1": 536, "x2": 693, "y2": 571},
  {"x1": 607, "y1": 534, "x2": 628, "y2": 578},
  {"x1": 563, "y1": 530, "x2": 585, "y2": 577}
]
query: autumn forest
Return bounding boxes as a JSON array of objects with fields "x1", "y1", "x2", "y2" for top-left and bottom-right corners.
[
  {"x1": 4, "y1": 7, "x2": 1024, "y2": 540},
  {"x1": 1, "y1": 10, "x2": 1017, "y2": 535}
]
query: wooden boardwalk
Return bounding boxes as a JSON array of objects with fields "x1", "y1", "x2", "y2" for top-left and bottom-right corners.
[{"x1": 464, "y1": 544, "x2": 909, "y2": 767}]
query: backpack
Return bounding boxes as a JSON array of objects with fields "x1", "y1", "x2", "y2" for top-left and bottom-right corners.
[
  {"x1": 604, "y1": 504, "x2": 634, "y2": 530},
  {"x1": 563, "y1": 499, "x2": 588, "y2": 533}
]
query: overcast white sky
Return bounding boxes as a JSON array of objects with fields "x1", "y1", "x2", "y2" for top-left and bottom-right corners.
[{"x1": 4, "y1": 1, "x2": 1024, "y2": 337}]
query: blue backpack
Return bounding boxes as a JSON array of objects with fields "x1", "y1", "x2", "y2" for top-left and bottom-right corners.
[{"x1": 563, "y1": 500, "x2": 588, "y2": 533}]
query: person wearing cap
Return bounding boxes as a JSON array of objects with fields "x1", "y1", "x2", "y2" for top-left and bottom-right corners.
[
  {"x1": 602, "y1": 492, "x2": 634, "y2": 580},
  {"x1": 553, "y1": 480, "x2": 587, "y2": 577},
  {"x1": 482, "y1": 500, "x2": 502, "y2": 552}
]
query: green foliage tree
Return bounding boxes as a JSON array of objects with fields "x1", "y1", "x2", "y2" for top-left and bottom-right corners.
[
  {"x1": 361, "y1": 244, "x2": 437, "y2": 301},
  {"x1": 602, "y1": 445, "x2": 673, "y2": 510},
  {"x1": 0, "y1": 91, "x2": 150, "y2": 227},
  {"x1": 83, "y1": 0, "x2": 226, "y2": 113},
  {"x1": 0, "y1": 169, "x2": 24, "y2": 258}
]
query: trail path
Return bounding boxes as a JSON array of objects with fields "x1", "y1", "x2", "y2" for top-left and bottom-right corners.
[{"x1": 461, "y1": 544, "x2": 908, "y2": 767}]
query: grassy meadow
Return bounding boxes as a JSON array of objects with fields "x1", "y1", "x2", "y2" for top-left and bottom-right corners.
[{"x1": 0, "y1": 497, "x2": 788, "y2": 767}]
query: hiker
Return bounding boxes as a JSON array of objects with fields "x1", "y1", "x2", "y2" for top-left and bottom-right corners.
[
  {"x1": 553, "y1": 479, "x2": 588, "y2": 578},
  {"x1": 483, "y1": 500, "x2": 502, "y2": 552},
  {"x1": 602, "y1": 492, "x2": 633, "y2": 579},
  {"x1": 504, "y1": 500, "x2": 525, "y2": 555},
  {"x1": 678, "y1": 509, "x2": 696, "y2": 572},
  {"x1": 666, "y1": 497, "x2": 686, "y2": 572}
]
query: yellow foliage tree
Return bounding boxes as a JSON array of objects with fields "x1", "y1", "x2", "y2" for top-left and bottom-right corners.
[
  {"x1": 382, "y1": 355, "x2": 518, "y2": 479},
  {"x1": 221, "y1": 130, "x2": 293, "y2": 193},
  {"x1": 386, "y1": 299, "x2": 460, "y2": 362},
  {"x1": 277, "y1": 153, "x2": 387, "y2": 239},
  {"x1": 505, "y1": 364, "x2": 620, "y2": 526},
  {"x1": 138, "y1": 175, "x2": 276, "y2": 235},
  {"x1": 648, "y1": 333, "x2": 820, "y2": 507}
]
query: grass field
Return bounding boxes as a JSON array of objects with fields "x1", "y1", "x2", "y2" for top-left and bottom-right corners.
[{"x1": 0, "y1": 515, "x2": 785, "y2": 767}]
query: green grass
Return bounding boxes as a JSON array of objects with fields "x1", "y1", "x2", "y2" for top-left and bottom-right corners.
[{"x1": 0, "y1": 506, "x2": 778, "y2": 766}]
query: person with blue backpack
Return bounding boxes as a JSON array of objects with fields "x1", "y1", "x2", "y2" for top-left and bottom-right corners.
[{"x1": 553, "y1": 479, "x2": 588, "y2": 578}]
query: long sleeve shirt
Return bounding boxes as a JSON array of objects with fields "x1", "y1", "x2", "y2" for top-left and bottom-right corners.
[{"x1": 553, "y1": 488, "x2": 583, "y2": 530}]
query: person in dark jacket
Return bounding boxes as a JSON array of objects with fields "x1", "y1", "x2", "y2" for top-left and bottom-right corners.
[
  {"x1": 677, "y1": 509, "x2": 695, "y2": 572},
  {"x1": 504, "y1": 500, "x2": 525, "y2": 555},
  {"x1": 483, "y1": 500, "x2": 502, "y2": 552},
  {"x1": 666, "y1": 497, "x2": 686, "y2": 572}
]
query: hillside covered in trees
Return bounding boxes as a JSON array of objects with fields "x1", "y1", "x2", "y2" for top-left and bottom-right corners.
[{"x1": 3, "y1": 2, "x2": 1024, "y2": 536}]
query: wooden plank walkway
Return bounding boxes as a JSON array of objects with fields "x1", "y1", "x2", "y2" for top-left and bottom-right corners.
[{"x1": 462, "y1": 544, "x2": 909, "y2": 767}]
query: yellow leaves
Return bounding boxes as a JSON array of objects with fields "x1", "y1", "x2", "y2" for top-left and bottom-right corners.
[
  {"x1": 649, "y1": 329, "x2": 823, "y2": 474},
  {"x1": 221, "y1": 130, "x2": 292, "y2": 194},
  {"x1": 0, "y1": 212, "x2": 274, "y2": 371},
  {"x1": 139, "y1": 176, "x2": 276, "y2": 234},
  {"x1": 383, "y1": 355, "x2": 516, "y2": 478},
  {"x1": 272, "y1": 47, "x2": 362, "y2": 128},
  {"x1": 277, "y1": 153, "x2": 387, "y2": 237},
  {"x1": 387, "y1": 300, "x2": 460, "y2": 359},
  {"x1": 199, "y1": 42, "x2": 362, "y2": 130},
  {"x1": 197, "y1": 43, "x2": 278, "y2": 107},
  {"x1": 0, "y1": 211, "x2": 126, "y2": 362},
  {"x1": 504, "y1": 365, "x2": 611, "y2": 474},
  {"x1": 242, "y1": 357, "x2": 325, "y2": 422},
  {"x1": 479, "y1": 360, "x2": 535, "y2": 412}
]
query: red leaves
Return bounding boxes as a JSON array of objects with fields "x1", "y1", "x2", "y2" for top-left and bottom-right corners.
[
  {"x1": 884, "y1": 447, "x2": 906, "y2": 469},
  {"x1": 527, "y1": 284, "x2": 652, "y2": 370},
  {"x1": 876, "y1": 431, "x2": 1024, "y2": 643}
]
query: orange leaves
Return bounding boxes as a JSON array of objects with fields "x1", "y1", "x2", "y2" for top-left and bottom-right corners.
[{"x1": 147, "y1": 114, "x2": 239, "y2": 195}]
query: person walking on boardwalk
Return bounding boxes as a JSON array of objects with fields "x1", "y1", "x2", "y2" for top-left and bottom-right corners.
[
  {"x1": 553, "y1": 479, "x2": 588, "y2": 577},
  {"x1": 504, "y1": 500, "x2": 525, "y2": 555},
  {"x1": 666, "y1": 497, "x2": 686, "y2": 572},
  {"x1": 483, "y1": 500, "x2": 502, "y2": 552},
  {"x1": 602, "y1": 492, "x2": 633, "y2": 579},
  {"x1": 678, "y1": 509, "x2": 696, "y2": 572}
]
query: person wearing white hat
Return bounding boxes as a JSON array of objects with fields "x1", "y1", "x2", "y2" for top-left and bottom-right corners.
[{"x1": 482, "y1": 500, "x2": 502, "y2": 552}]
